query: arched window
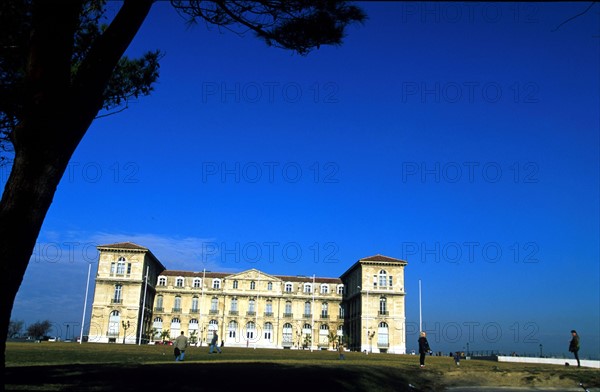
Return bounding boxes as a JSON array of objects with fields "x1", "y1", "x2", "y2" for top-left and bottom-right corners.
[
  {"x1": 302, "y1": 323, "x2": 312, "y2": 335},
  {"x1": 108, "y1": 310, "x2": 120, "y2": 337},
  {"x1": 173, "y1": 296, "x2": 182, "y2": 312},
  {"x1": 227, "y1": 320, "x2": 237, "y2": 339},
  {"x1": 230, "y1": 297, "x2": 238, "y2": 312},
  {"x1": 152, "y1": 317, "x2": 163, "y2": 339},
  {"x1": 321, "y1": 302, "x2": 328, "y2": 317},
  {"x1": 191, "y1": 296, "x2": 199, "y2": 312},
  {"x1": 248, "y1": 298, "x2": 256, "y2": 314},
  {"x1": 378, "y1": 270, "x2": 387, "y2": 287},
  {"x1": 207, "y1": 319, "x2": 218, "y2": 342},
  {"x1": 264, "y1": 322, "x2": 273, "y2": 340},
  {"x1": 319, "y1": 324, "x2": 329, "y2": 346},
  {"x1": 282, "y1": 323, "x2": 293, "y2": 345},
  {"x1": 233, "y1": 280, "x2": 238, "y2": 289},
  {"x1": 250, "y1": 281, "x2": 256, "y2": 290},
  {"x1": 246, "y1": 321, "x2": 256, "y2": 340},
  {"x1": 189, "y1": 319, "x2": 199, "y2": 334},
  {"x1": 265, "y1": 300, "x2": 273, "y2": 315},
  {"x1": 378, "y1": 322, "x2": 389, "y2": 348},
  {"x1": 267, "y1": 282, "x2": 273, "y2": 291}
]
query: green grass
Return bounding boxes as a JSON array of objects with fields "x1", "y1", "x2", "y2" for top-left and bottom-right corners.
[{"x1": 5, "y1": 342, "x2": 599, "y2": 391}]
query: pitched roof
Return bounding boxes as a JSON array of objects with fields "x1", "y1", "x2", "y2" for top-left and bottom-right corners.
[
  {"x1": 360, "y1": 254, "x2": 407, "y2": 263},
  {"x1": 97, "y1": 242, "x2": 148, "y2": 251}
]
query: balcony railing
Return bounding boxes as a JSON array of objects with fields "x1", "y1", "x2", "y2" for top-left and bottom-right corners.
[
  {"x1": 229, "y1": 310, "x2": 239, "y2": 316},
  {"x1": 246, "y1": 311, "x2": 256, "y2": 316},
  {"x1": 172, "y1": 308, "x2": 182, "y2": 313},
  {"x1": 320, "y1": 314, "x2": 329, "y2": 319},
  {"x1": 189, "y1": 309, "x2": 199, "y2": 314},
  {"x1": 303, "y1": 313, "x2": 312, "y2": 318},
  {"x1": 283, "y1": 313, "x2": 293, "y2": 318},
  {"x1": 154, "y1": 307, "x2": 164, "y2": 312},
  {"x1": 209, "y1": 309, "x2": 218, "y2": 315},
  {"x1": 111, "y1": 299, "x2": 122, "y2": 304},
  {"x1": 264, "y1": 312, "x2": 273, "y2": 317},
  {"x1": 378, "y1": 311, "x2": 389, "y2": 316}
]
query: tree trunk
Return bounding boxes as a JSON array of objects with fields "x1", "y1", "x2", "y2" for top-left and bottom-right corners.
[
  {"x1": 0, "y1": 0, "x2": 154, "y2": 382},
  {"x1": 0, "y1": 142, "x2": 74, "y2": 360}
]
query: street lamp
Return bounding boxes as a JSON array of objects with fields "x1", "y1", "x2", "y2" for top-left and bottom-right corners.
[
  {"x1": 122, "y1": 320, "x2": 130, "y2": 344},
  {"x1": 539, "y1": 344, "x2": 543, "y2": 358}
]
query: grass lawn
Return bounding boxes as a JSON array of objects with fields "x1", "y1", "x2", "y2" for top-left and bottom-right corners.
[{"x1": 5, "y1": 342, "x2": 599, "y2": 391}]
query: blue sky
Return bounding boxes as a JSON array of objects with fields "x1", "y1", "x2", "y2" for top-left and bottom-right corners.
[{"x1": 5, "y1": 2, "x2": 599, "y2": 358}]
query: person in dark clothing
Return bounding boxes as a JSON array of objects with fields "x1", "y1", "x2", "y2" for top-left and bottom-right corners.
[
  {"x1": 569, "y1": 330, "x2": 580, "y2": 367},
  {"x1": 209, "y1": 332, "x2": 222, "y2": 354},
  {"x1": 418, "y1": 331, "x2": 431, "y2": 368}
]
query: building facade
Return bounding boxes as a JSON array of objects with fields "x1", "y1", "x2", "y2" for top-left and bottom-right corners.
[{"x1": 89, "y1": 242, "x2": 408, "y2": 353}]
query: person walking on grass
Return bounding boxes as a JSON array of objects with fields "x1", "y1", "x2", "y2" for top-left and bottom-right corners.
[
  {"x1": 209, "y1": 332, "x2": 222, "y2": 354},
  {"x1": 174, "y1": 331, "x2": 188, "y2": 361},
  {"x1": 418, "y1": 331, "x2": 431, "y2": 368},
  {"x1": 338, "y1": 342, "x2": 345, "y2": 360},
  {"x1": 569, "y1": 329, "x2": 580, "y2": 367}
]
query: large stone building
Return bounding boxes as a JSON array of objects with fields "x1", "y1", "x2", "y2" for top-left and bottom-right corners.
[{"x1": 89, "y1": 242, "x2": 408, "y2": 353}]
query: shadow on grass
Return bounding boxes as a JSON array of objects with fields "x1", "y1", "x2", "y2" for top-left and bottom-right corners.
[{"x1": 6, "y1": 362, "x2": 432, "y2": 392}]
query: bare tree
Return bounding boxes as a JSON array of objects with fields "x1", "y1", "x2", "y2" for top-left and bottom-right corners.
[
  {"x1": 25, "y1": 320, "x2": 52, "y2": 339},
  {"x1": 7, "y1": 320, "x2": 24, "y2": 338}
]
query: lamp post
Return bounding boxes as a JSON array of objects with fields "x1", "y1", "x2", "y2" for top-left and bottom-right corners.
[
  {"x1": 122, "y1": 320, "x2": 130, "y2": 344},
  {"x1": 539, "y1": 344, "x2": 543, "y2": 358}
]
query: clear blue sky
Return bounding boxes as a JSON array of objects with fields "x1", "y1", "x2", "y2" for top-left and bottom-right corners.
[{"x1": 6, "y1": 2, "x2": 599, "y2": 358}]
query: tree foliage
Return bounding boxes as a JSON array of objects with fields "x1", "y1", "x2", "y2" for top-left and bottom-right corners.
[
  {"x1": 171, "y1": 1, "x2": 366, "y2": 55},
  {"x1": 0, "y1": 0, "x2": 161, "y2": 164},
  {"x1": 26, "y1": 320, "x2": 52, "y2": 339}
]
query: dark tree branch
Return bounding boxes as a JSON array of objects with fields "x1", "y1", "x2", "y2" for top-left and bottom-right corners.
[{"x1": 552, "y1": 2, "x2": 597, "y2": 32}]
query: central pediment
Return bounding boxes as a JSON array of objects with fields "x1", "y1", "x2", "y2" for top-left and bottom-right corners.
[{"x1": 228, "y1": 268, "x2": 281, "y2": 282}]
